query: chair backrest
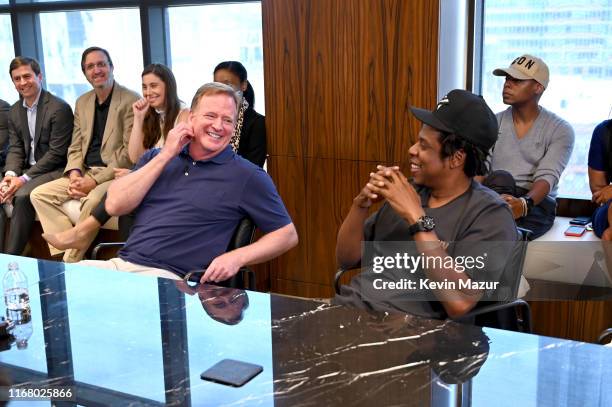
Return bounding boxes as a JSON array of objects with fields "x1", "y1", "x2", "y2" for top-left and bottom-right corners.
[
  {"x1": 228, "y1": 217, "x2": 256, "y2": 251},
  {"x1": 218, "y1": 217, "x2": 256, "y2": 290},
  {"x1": 499, "y1": 227, "x2": 531, "y2": 299},
  {"x1": 471, "y1": 226, "x2": 531, "y2": 331}
]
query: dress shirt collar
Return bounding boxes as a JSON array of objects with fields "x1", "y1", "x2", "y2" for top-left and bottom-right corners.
[{"x1": 22, "y1": 89, "x2": 42, "y2": 110}]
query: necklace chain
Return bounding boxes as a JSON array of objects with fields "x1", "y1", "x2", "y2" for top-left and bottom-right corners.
[{"x1": 230, "y1": 98, "x2": 248, "y2": 152}]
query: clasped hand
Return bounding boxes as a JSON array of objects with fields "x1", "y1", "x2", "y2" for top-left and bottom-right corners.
[
  {"x1": 355, "y1": 165, "x2": 424, "y2": 223},
  {"x1": 67, "y1": 171, "x2": 96, "y2": 199}
]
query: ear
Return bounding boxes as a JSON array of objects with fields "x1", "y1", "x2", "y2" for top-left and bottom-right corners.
[
  {"x1": 450, "y1": 149, "x2": 466, "y2": 169},
  {"x1": 241, "y1": 81, "x2": 247, "y2": 93},
  {"x1": 534, "y1": 82, "x2": 545, "y2": 96}
]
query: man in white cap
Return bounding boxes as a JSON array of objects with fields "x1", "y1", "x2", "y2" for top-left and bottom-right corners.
[{"x1": 483, "y1": 54, "x2": 574, "y2": 239}]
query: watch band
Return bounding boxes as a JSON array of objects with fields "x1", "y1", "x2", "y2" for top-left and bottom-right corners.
[
  {"x1": 522, "y1": 195, "x2": 534, "y2": 214},
  {"x1": 408, "y1": 215, "x2": 435, "y2": 235}
]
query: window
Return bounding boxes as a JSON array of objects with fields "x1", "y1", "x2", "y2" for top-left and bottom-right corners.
[
  {"x1": 39, "y1": 8, "x2": 143, "y2": 108},
  {"x1": 0, "y1": 14, "x2": 16, "y2": 104},
  {"x1": 480, "y1": 0, "x2": 612, "y2": 199},
  {"x1": 167, "y1": 2, "x2": 265, "y2": 113}
]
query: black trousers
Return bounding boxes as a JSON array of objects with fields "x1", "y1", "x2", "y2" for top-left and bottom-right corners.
[
  {"x1": 483, "y1": 170, "x2": 556, "y2": 240},
  {"x1": 0, "y1": 170, "x2": 62, "y2": 255}
]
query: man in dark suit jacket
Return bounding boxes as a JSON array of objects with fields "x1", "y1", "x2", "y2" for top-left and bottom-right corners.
[
  {"x1": 0, "y1": 57, "x2": 73, "y2": 255},
  {"x1": 0, "y1": 99, "x2": 10, "y2": 169}
]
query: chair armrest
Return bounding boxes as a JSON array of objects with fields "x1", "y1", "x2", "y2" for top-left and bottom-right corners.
[
  {"x1": 517, "y1": 226, "x2": 533, "y2": 241},
  {"x1": 598, "y1": 328, "x2": 612, "y2": 345},
  {"x1": 453, "y1": 298, "x2": 532, "y2": 333},
  {"x1": 91, "y1": 242, "x2": 125, "y2": 260},
  {"x1": 183, "y1": 267, "x2": 255, "y2": 290},
  {"x1": 240, "y1": 267, "x2": 256, "y2": 291},
  {"x1": 334, "y1": 268, "x2": 348, "y2": 295},
  {"x1": 334, "y1": 266, "x2": 361, "y2": 295}
]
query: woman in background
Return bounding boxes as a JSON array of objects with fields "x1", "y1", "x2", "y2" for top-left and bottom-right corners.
[{"x1": 213, "y1": 61, "x2": 266, "y2": 167}]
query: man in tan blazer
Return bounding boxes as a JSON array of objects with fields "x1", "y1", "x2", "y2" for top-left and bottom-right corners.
[{"x1": 31, "y1": 46, "x2": 139, "y2": 262}]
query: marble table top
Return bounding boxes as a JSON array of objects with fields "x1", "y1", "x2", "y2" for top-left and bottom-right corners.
[{"x1": 0, "y1": 254, "x2": 609, "y2": 406}]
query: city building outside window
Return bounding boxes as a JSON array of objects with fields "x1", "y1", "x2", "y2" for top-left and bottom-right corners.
[
  {"x1": 39, "y1": 8, "x2": 143, "y2": 108},
  {"x1": 167, "y1": 2, "x2": 265, "y2": 113},
  {"x1": 480, "y1": 0, "x2": 612, "y2": 199},
  {"x1": 1, "y1": 14, "x2": 16, "y2": 103}
]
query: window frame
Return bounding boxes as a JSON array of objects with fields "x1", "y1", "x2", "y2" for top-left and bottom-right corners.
[
  {"x1": 1, "y1": 0, "x2": 260, "y2": 80},
  {"x1": 469, "y1": 0, "x2": 600, "y2": 209}
]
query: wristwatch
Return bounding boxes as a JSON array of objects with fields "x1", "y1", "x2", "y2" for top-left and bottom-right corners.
[
  {"x1": 522, "y1": 195, "x2": 534, "y2": 214},
  {"x1": 408, "y1": 215, "x2": 435, "y2": 235}
]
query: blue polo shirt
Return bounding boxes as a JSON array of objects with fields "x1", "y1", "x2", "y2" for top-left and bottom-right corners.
[
  {"x1": 587, "y1": 120, "x2": 610, "y2": 171},
  {"x1": 587, "y1": 121, "x2": 612, "y2": 237},
  {"x1": 119, "y1": 145, "x2": 292, "y2": 276}
]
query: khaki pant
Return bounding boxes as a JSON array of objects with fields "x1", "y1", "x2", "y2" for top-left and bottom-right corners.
[
  {"x1": 79, "y1": 258, "x2": 181, "y2": 280},
  {"x1": 30, "y1": 167, "x2": 110, "y2": 262}
]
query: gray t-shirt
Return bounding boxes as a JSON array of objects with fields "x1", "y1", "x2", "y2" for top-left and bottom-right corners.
[
  {"x1": 490, "y1": 107, "x2": 574, "y2": 198},
  {"x1": 335, "y1": 180, "x2": 517, "y2": 318}
]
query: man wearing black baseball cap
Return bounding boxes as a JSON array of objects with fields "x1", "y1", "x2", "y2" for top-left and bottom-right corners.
[{"x1": 335, "y1": 89, "x2": 517, "y2": 319}]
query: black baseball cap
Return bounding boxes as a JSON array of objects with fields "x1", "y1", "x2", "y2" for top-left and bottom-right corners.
[{"x1": 410, "y1": 89, "x2": 498, "y2": 151}]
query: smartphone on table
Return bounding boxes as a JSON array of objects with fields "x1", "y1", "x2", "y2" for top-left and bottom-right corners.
[
  {"x1": 200, "y1": 359, "x2": 263, "y2": 387},
  {"x1": 564, "y1": 225, "x2": 586, "y2": 237},
  {"x1": 569, "y1": 216, "x2": 591, "y2": 226}
]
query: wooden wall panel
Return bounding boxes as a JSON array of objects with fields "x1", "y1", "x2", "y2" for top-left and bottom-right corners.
[
  {"x1": 263, "y1": 0, "x2": 438, "y2": 161},
  {"x1": 270, "y1": 156, "x2": 388, "y2": 286},
  {"x1": 261, "y1": 0, "x2": 308, "y2": 157},
  {"x1": 305, "y1": 158, "x2": 385, "y2": 285},
  {"x1": 266, "y1": 156, "x2": 309, "y2": 282},
  {"x1": 530, "y1": 301, "x2": 612, "y2": 343},
  {"x1": 263, "y1": 0, "x2": 439, "y2": 297}
]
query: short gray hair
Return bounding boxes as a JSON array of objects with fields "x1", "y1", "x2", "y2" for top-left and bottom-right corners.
[{"x1": 190, "y1": 82, "x2": 240, "y2": 112}]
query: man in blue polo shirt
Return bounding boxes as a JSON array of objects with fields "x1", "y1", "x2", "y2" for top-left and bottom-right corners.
[{"x1": 99, "y1": 82, "x2": 297, "y2": 283}]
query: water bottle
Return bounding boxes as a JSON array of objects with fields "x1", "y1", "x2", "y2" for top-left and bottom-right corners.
[
  {"x1": 3, "y1": 262, "x2": 30, "y2": 314},
  {"x1": 12, "y1": 317, "x2": 32, "y2": 349}
]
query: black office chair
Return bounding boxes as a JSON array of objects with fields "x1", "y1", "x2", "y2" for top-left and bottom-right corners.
[
  {"x1": 333, "y1": 227, "x2": 533, "y2": 333},
  {"x1": 452, "y1": 227, "x2": 532, "y2": 333},
  {"x1": 91, "y1": 217, "x2": 257, "y2": 290},
  {"x1": 598, "y1": 328, "x2": 612, "y2": 345}
]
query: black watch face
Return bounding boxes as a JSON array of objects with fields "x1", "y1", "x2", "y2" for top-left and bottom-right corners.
[{"x1": 420, "y1": 216, "x2": 435, "y2": 231}]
